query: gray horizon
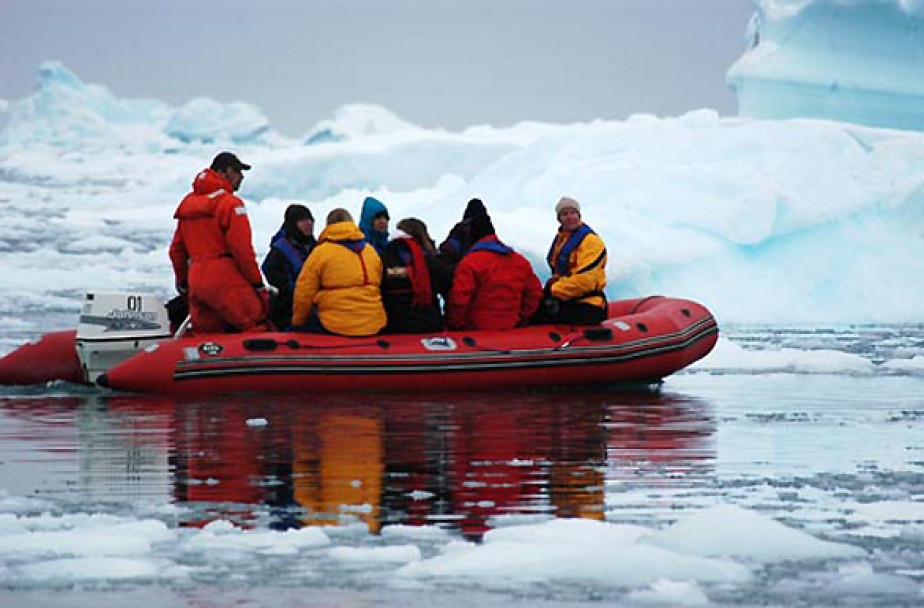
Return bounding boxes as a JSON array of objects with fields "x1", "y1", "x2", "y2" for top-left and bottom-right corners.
[{"x1": 0, "y1": 0, "x2": 754, "y2": 136}]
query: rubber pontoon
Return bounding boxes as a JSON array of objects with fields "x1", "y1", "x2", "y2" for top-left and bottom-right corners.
[{"x1": 0, "y1": 296, "x2": 718, "y2": 395}]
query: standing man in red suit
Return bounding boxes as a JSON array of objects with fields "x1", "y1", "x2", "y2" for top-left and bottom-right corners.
[{"x1": 169, "y1": 152, "x2": 268, "y2": 334}]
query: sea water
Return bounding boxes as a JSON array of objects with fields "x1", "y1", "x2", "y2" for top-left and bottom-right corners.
[{"x1": 0, "y1": 325, "x2": 921, "y2": 608}]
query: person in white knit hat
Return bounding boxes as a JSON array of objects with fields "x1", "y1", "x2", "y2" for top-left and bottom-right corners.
[{"x1": 536, "y1": 196, "x2": 608, "y2": 325}]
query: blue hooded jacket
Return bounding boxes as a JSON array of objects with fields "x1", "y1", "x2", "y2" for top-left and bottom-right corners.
[{"x1": 359, "y1": 196, "x2": 390, "y2": 255}]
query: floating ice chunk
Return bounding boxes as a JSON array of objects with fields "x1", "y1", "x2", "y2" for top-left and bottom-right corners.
[
  {"x1": 183, "y1": 523, "x2": 330, "y2": 554},
  {"x1": 381, "y1": 524, "x2": 451, "y2": 541},
  {"x1": 201, "y1": 519, "x2": 237, "y2": 534},
  {"x1": 398, "y1": 518, "x2": 750, "y2": 586},
  {"x1": 0, "y1": 517, "x2": 171, "y2": 558},
  {"x1": 850, "y1": 500, "x2": 924, "y2": 521},
  {"x1": 626, "y1": 579, "x2": 710, "y2": 606},
  {"x1": 881, "y1": 355, "x2": 924, "y2": 371},
  {"x1": 829, "y1": 561, "x2": 921, "y2": 596},
  {"x1": 645, "y1": 504, "x2": 866, "y2": 562},
  {"x1": 328, "y1": 545, "x2": 422, "y2": 564},
  {"x1": 16, "y1": 556, "x2": 164, "y2": 581},
  {"x1": 0, "y1": 513, "x2": 29, "y2": 536},
  {"x1": 0, "y1": 316, "x2": 35, "y2": 330},
  {"x1": 691, "y1": 338, "x2": 876, "y2": 374},
  {"x1": 58, "y1": 234, "x2": 134, "y2": 254}
]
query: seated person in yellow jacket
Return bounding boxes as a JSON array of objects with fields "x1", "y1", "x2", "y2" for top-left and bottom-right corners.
[
  {"x1": 291, "y1": 208, "x2": 387, "y2": 336},
  {"x1": 534, "y1": 196, "x2": 608, "y2": 326}
]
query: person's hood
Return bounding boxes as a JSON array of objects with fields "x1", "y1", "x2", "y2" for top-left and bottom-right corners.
[
  {"x1": 192, "y1": 168, "x2": 232, "y2": 196},
  {"x1": 359, "y1": 196, "x2": 389, "y2": 233},
  {"x1": 319, "y1": 221, "x2": 367, "y2": 244},
  {"x1": 174, "y1": 169, "x2": 234, "y2": 219},
  {"x1": 462, "y1": 198, "x2": 487, "y2": 220},
  {"x1": 468, "y1": 211, "x2": 495, "y2": 243}
]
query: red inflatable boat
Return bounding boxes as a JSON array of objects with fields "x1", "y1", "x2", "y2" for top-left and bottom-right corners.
[{"x1": 0, "y1": 296, "x2": 718, "y2": 395}]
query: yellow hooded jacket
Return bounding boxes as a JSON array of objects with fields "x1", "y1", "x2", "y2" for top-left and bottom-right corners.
[
  {"x1": 292, "y1": 221, "x2": 387, "y2": 336},
  {"x1": 547, "y1": 224, "x2": 607, "y2": 308}
]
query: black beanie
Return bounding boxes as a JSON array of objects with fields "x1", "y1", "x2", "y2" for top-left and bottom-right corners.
[
  {"x1": 468, "y1": 212, "x2": 495, "y2": 243},
  {"x1": 283, "y1": 204, "x2": 314, "y2": 244},
  {"x1": 463, "y1": 198, "x2": 487, "y2": 221},
  {"x1": 284, "y1": 204, "x2": 313, "y2": 225}
]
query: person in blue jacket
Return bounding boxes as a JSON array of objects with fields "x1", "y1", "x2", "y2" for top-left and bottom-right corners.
[
  {"x1": 358, "y1": 196, "x2": 390, "y2": 255},
  {"x1": 261, "y1": 204, "x2": 317, "y2": 328}
]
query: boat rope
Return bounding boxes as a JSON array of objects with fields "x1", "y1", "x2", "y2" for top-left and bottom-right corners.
[{"x1": 243, "y1": 337, "x2": 390, "y2": 352}]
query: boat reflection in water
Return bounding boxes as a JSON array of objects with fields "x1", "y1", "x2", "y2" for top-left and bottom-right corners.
[{"x1": 6, "y1": 389, "x2": 715, "y2": 539}]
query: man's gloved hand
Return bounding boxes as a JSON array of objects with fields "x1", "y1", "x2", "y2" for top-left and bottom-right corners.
[
  {"x1": 543, "y1": 295, "x2": 562, "y2": 318},
  {"x1": 256, "y1": 286, "x2": 271, "y2": 316}
]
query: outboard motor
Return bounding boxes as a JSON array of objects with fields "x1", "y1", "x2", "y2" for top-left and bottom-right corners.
[{"x1": 76, "y1": 292, "x2": 173, "y2": 383}]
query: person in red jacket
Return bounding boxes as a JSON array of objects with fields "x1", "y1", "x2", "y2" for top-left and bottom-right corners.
[
  {"x1": 446, "y1": 206, "x2": 542, "y2": 331},
  {"x1": 169, "y1": 152, "x2": 268, "y2": 334}
]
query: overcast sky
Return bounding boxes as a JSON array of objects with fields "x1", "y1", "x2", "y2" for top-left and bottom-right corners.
[{"x1": 0, "y1": 0, "x2": 755, "y2": 136}]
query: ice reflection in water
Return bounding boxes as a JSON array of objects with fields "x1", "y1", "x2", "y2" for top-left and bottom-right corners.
[{"x1": 0, "y1": 390, "x2": 714, "y2": 539}]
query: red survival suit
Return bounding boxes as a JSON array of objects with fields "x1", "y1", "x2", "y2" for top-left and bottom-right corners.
[{"x1": 169, "y1": 169, "x2": 266, "y2": 333}]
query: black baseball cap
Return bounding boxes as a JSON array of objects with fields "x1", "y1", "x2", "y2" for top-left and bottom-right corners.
[{"x1": 210, "y1": 151, "x2": 251, "y2": 172}]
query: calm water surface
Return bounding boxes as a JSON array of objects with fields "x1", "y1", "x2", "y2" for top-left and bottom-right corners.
[
  {"x1": 0, "y1": 325, "x2": 922, "y2": 607},
  {"x1": 1, "y1": 389, "x2": 713, "y2": 535}
]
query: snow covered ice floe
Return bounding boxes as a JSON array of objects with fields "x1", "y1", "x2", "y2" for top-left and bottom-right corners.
[
  {"x1": 397, "y1": 505, "x2": 865, "y2": 587},
  {"x1": 181, "y1": 518, "x2": 330, "y2": 557},
  {"x1": 643, "y1": 504, "x2": 865, "y2": 562},
  {"x1": 688, "y1": 337, "x2": 877, "y2": 374},
  {"x1": 0, "y1": 505, "x2": 869, "y2": 590}
]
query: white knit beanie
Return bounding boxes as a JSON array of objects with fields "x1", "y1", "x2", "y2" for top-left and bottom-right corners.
[{"x1": 555, "y1": 196, "x2": 581, "y2": 217}]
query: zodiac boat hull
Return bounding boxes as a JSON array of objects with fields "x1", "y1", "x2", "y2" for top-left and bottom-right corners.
[{"x1": 97, "y1": 296, "x2": 718, "y2": 395}]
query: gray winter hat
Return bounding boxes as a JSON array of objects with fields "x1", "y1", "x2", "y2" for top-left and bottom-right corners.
[{"x1": 555, "y1": 196, "x2": 581, "y2": 216}]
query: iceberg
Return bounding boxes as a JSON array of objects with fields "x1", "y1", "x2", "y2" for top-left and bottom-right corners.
[
  {"x1": 0, "y1": 99, "x2": 9, "y2": 132},
  {"x1": 1, "y1": 60, "x2": 923, "y2": 326},
  {"x1": 0, "y1": 61, "x2": 279, "y2": 150},
  {"x1": 303, "y1": 103, "x2": 422, "y2": 145},
  {"x1": 0, "y1": 61, "x2": 173, "y2": 149},
  {"x1": 728, "y1": 0, "x2": 924, "y2": 130},
  {"x1": 164, "y1": 97, "x2": 273, "y2": 145}
]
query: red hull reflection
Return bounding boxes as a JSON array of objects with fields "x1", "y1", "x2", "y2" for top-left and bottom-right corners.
[{"x1": 1, "y1": 389, "x2": 715, "y2": 538}]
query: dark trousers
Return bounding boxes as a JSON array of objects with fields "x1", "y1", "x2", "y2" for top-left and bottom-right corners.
[
  {"x1": 534, "y1": 299, "x2": 606, "y2": 326},
  {"x1": 291, "y1": 311, "x2": 335, "y2": 335}
]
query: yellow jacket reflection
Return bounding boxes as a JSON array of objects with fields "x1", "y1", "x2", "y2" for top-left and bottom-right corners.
[{"x1": 293, "y1": 412, "x2": 383, "y2": 533}]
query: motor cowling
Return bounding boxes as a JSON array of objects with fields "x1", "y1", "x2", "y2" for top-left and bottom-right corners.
[{"x1": 76, "y1": 292, "x2": 173, "y2": 384}]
